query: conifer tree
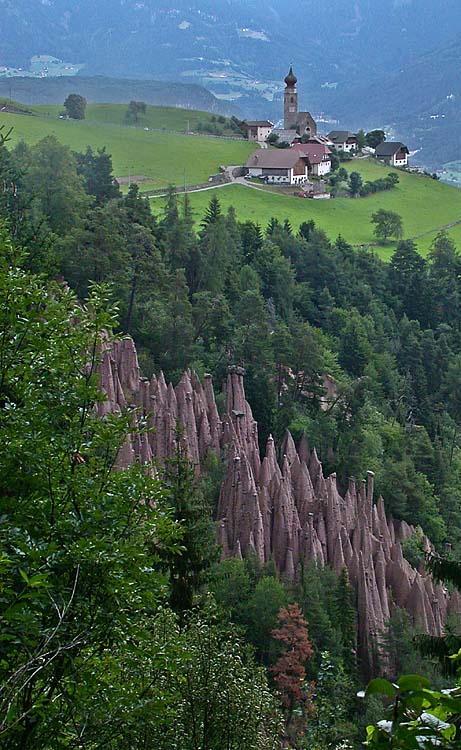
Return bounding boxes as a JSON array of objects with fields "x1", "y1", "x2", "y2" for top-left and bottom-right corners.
[
  {"x1": 283, "y1": 218, "x2": 293, "y2": 235},
  {"x1": 200, "y1": 194, "x2": 222, "y2": 229},
  {"x1": 75, "y1": 145, "x2": 120, "y2": 205},
  {"x1": 332, "y1": 567, "x2": 357, "y2": 672},
  {"x1": 266, "y1": 217, "x2": 282, "y2": 236},
  {"x1": 162, "y1": 435, "x2": 218, "y2": 618},
  {"x1": 298, "y1": 219, "x2": 316, "y2": 242},
  {"x1": 418, "y1": 552, "x2": 461, "y2": 673},
  {"x1": 240, "y1": 220, "x2": 263, "y2": 263}
]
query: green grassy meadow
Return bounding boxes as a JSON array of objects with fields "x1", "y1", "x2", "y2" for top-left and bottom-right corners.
[
  {"x1": 27, "y1": 103, "x2": 239, "y2": 133},
  {"x1": 153, "y1": 159, "x2": 461, "y2": 259},
  {"x1": 0, "y1": 104, "x2": 254, "y2": 191},
  {"x1": 1, "y1": 100, "x2": 461, "y2": 257}
]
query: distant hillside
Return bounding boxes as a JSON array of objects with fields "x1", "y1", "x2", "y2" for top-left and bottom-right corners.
[
  {"x1": 4, "y1": 1, "x2": 461, "y2": 166},
  {"x1": 323, "y1": 35, "x2": 461, "y2": 170},
  {"x1": 4, "y1": 0, "x2": 461, "y2": 87},
  {"x1": 177, "y1": 159, "x2": 461, "y2": 260},
  {"x1": 0, "y1": 77, "x2": 241, "y2": 118}
]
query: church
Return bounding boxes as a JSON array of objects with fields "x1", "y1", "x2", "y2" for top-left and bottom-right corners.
[
  {"x1": 242, "y1": 66, "x2": 317, "y2": 144},
  {"x1": 283, "y1": 65, "x2": 317, "y2": 137}
]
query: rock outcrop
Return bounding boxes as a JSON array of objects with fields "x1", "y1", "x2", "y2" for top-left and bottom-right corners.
[{"x1": 98, "y1": 338, "x2": 459, "y2": 675}]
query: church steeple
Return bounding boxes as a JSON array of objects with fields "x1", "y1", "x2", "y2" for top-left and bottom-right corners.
[
  {"x1": 284, "y1": 65, "x2": 297, "y2": 89},
  {"x1": 284, "y1": 65, "x2": 298, "y2": 129}
]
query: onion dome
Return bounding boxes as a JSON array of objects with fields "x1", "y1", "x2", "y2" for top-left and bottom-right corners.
[{"x1": 284, "y1": 65, "x2": 297, "y2": 87}]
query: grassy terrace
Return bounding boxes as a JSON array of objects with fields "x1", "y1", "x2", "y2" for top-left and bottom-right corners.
[
  {"x1": 157, "y1": 159, "x2": 461, "y2": 259},
  {"x1": 1, "y1": 99, "x2": 460, "y2": 258},
  {"x1": 0, "y1": 104, "x2": 255, "y2": 192}
]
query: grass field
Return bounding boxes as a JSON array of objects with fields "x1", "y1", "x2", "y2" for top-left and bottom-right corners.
[
  {"x1": 27, "y1": 103, "x2": 240, "y2": 134},
  {"x1": 151, "y1": 159, "x2": 461, "y2": 259},
  {"x1": 0, "y1": 104, "x2": 254, "y2": 191},
  {"x1": 1, "y1": 100, "x2": 460, "y2": 257}
]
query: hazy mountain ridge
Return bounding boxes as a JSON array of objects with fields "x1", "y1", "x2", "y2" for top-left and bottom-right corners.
[
  {"x1": 325, "y1": 34, "x2": 461, "y2": 168},
  {"x1": 4, "y1": 0, "x2": 461, "y2": 166},
  {"x1": 4, "y1": 1, "x2": 461, "y2": 82},
  {"x1": 0, "y1": 75, "x2": 241, "y2": 117}
]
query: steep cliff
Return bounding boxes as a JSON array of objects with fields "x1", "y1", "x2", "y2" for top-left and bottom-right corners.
[{"x1": 99, "y1": 337, "x2": 461, "y2": 674}]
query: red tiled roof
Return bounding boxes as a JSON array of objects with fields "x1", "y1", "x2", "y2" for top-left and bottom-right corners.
[{"x1": 292, "y1": 142, "x2": 332, "y2": 164}]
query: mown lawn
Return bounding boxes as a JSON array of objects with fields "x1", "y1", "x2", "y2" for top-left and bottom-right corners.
[
  {"x1": 0, "y1": 107, "x2": 255, "y2": 191},
  {"x1": 154, "y1": 159, "x2": 461, "y2": 259}
]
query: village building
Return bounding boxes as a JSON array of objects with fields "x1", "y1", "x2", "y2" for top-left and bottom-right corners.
[
  {"x1": 309, "y1": 134, "x2": 333, "y2": 147},
  {"x1": 292, "y1": 142, "x2": 332, "y2": 176},
  {"x1": 302, "y1": 180, "x2": 331, "y2": 199},
  {"x1": 271, "y1": 128, "x2": 300, "y2": 146},
  {"x1": 327, "y1": 130, "x2": 358, "y2": 152},
  {"x1": 240, "y1": 120, "x2": 274, "y2": 142},
  {"x1": 283, "y1": 66, "x2": 317, "y2": 137},
  {"x1": 375, "y1": 141, "x2": 410, "y2": 167},
  {"x1": 245, "y1": 149, "x2": 309, "y2": 185}
]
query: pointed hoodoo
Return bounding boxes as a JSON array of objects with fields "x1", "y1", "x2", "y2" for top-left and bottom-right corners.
[
  {"x1": 281, "y1": 430, "x2": 298, "y2": 465},
  {"x1": 298, "y1": 432, "x2": 310, "y2": 465},
  {"x1": 98, "y1": 336, "x2": 457, "y2": 660}
]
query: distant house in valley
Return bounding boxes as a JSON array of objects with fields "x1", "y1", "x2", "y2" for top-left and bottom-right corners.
[
  {"x1": 327, "y1": 130, "x2": 358, "y2": 152},
  {"x1": 241, "y1": 120, "x2": 274, "y2": 142},
  {"x1": 375, "y1": 141, "x2": 410, "y2": 167},
  {"x1": 292, "y1": 142, "x2": 332, "y2": 176},
  {"x1": 245, "y1": 148, "x2": 309, "y2": 185}
]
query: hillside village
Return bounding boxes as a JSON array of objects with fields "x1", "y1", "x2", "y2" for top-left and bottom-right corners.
[{"x1": 240, "y1": 67, "x2": 409, "y2": 195}]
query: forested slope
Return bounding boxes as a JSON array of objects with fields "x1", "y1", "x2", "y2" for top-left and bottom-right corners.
[{"x1": 2, "y1": 131, "x2": 461, "y2": 748}]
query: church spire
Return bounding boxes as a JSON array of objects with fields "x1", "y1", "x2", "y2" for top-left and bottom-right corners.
[{"x1": 284, "y1": 65, "x2": 297, "y2": 88}]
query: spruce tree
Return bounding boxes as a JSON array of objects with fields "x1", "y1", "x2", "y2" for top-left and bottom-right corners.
[
  {"x1": 418, "y1": 552, "x2": 461, "y2": 674},
  {"x1": 200, "y1": 194, "x2": 222, "y2": 230},
  {"x1": 162, "y1": 435, "x2": 218, "y2": 618},
  {"x1": 332, "y1": 567, "x2": 357, "y2": 673}
]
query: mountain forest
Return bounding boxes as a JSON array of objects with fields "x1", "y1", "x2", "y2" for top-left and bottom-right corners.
[{"x1": 2, "y1": 131, "x2": 461, "y2": 749}]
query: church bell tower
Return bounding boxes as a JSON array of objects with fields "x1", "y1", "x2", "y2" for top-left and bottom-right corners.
[{"x1": 283, "y1": 65, "x2": 298, "y2": 130}]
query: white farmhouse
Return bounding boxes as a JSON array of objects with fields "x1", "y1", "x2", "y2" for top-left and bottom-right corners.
[
  {"x1": 327, "y1": 130, "x2": 358, "y2": 152},
  {"x1": 292, "y1": 143, "x2": 332, "y2": 176},
  {"x1": 241, "y1": 120, "x2": 274, "y2": 142},
  {"x1": 375, "y1": 141, "x2": 410, "y2": 167},
  {"x1": 245, "y1": 149, "x2": 310, "y2": 185}
]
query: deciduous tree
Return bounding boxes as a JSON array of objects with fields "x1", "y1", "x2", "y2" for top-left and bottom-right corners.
[
  {"x1": 371, "y1": 209, "x2": 403, "y2": 244},
  {"x1": 271, "y1": 603, "x2": 314, "y2": 722},
  {"x1": 366, "y1": 129, "x2": 386, "y2": 148},
  {"x1": 126, "y1": 100, "x2": 147, "y2": 124},
  {"x1": 63, "y1": 93, "x2": 86, "y2": 119}
]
